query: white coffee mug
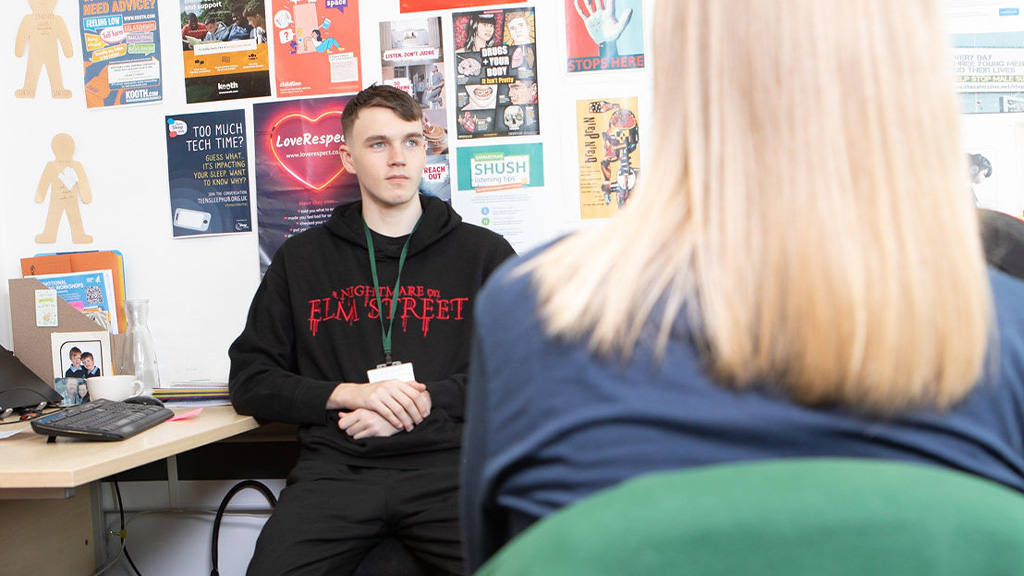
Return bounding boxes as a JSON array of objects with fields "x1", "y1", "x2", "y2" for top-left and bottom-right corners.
[{"x1": 87, "y1": 375, "x2": 144, "y2": 402}]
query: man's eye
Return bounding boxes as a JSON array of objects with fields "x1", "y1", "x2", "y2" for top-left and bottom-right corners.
[{"x1": 370, "y1": 142, "x2": 385, "y2": 149}]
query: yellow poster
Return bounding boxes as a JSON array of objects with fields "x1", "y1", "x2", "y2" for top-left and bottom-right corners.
[{"x1": 576, "y1": 97, "x2": 640, "y2": 220}]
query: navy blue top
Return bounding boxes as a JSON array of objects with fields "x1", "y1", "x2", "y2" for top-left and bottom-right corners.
[
  {"x1": 462, "y1": 262, "x2": 1024, "y2": 571},
  {"x1": 64, "y1": 366, "x2": 86, "y2": 378}
]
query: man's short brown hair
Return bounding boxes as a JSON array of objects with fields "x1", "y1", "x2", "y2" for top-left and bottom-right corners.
[{"x1": 341, "y1": 84, "x2": 423, "y2": 139}]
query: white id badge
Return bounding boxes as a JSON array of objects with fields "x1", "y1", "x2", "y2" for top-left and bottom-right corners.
[{"x1": 367, "y1": 361, "x2": 416, "y2": 384}]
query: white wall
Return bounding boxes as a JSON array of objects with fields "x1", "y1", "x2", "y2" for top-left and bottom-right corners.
[
  {"x1": 1, "y1": 0, "x2": 653, "y2": 377},
  {"x1": 1, "y1": 138, "x2": 11, "y2": 346},
  {"x1": 1, "y1": 1, "x2": 262, "y2": 373},
  {"x1": 2, "y1": 1, "x2": 653, "y2": 574}
]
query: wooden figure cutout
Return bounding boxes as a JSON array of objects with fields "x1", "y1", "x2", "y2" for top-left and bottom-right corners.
[
  {"x1": 15, "y1": 0, "x2": 73, "y2": 99},
  {"x1": 35, "y1": 134, "x2": 93, "y2": 244}
]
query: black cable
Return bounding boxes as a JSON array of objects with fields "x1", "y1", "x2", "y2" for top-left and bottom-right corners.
[
  {"x1": 113, "y1": 480, "x2": 144, "y2": 576},
  {"x1": 0, "y1": 407, "x2": 64, "y2": 425},
  {"x1": 211, "y1": 480, "x2": 277, "y2": 576}
]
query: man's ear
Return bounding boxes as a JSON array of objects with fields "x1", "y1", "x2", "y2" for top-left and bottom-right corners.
[{"x1": 339, "y1": 144, "x2": 357, "y2": 174}]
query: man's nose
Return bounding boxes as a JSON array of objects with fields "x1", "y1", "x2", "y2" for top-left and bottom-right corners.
[{"x1": 387, "y1": 145, "x2": 406, "y2": 165}]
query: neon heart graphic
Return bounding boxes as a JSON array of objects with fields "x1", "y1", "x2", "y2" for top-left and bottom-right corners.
[{"x1": 269, "y1": 110, "x2": 347, "y2": 191}]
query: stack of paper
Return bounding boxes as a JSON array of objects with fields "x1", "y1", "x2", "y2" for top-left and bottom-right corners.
[{"x1": 152, "y1": 382, "x2": 230, "y2": 406}]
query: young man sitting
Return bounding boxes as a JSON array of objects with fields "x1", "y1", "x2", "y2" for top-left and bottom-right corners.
[{"x1": 229, "y1": 84, "x2": 515, "y2": 575}]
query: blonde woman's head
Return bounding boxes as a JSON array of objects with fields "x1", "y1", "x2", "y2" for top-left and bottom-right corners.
[{"x1": 529, "y1": 0, "x2": 991, "y2": 414}]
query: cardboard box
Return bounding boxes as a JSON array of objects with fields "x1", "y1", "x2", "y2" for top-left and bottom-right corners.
[{"x1": 9, "y1": 278, "x2": 126, "y2": 383}]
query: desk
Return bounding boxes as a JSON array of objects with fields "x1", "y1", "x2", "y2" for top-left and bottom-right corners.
[{"x1": 0, "y1": 406, "x2": 259, "y2": 575}]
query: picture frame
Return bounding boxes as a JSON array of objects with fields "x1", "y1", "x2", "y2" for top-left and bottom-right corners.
[{"x1": 50, "y1": 331, "x2": 112, "y2": 405}]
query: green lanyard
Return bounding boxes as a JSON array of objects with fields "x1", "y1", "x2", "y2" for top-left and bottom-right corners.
[{"x1": 362, "y1": 216, "x2": 420, "y2": 363}]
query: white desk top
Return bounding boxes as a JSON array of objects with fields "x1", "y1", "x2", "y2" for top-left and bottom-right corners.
[{"x1": 0, "y1": 405, "x2": 259, "y2": 495}]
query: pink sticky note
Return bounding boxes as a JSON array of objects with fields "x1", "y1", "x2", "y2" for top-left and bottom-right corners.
[{"x1": 168, "y1": 408, "x2": 203, "y2": 421}]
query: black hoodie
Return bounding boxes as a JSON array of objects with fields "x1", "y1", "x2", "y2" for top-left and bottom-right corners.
[{"x1": 229, "y1": 195, "x2": 516, "y2": 468}]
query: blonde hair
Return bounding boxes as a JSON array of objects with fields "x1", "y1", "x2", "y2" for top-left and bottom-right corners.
[{"x1": 528, "y1": 0, "x2": 993, "y2": 413}]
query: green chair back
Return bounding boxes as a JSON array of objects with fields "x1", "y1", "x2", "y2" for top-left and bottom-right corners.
[{"x1": 476, "y1": 458, "x2": 1024, "y2": 575}]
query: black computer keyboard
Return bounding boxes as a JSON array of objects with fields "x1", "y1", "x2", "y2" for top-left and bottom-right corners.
[{"x1": 31, "y1": 399, "x2": 174, "y2": 441}]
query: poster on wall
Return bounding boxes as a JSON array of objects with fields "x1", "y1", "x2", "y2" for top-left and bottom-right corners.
[
  {"x1": 454, "y1": 143, "x2": 546, "y2": 252},
  {"x1": 401, "y1": 0, "x2": 524, "y2": 13},
  {"x1": 269, "y1": 0, "x2": 361, "y2": 98},
  {"x1": 380, "y1": 16, "x2": 450, "y2": 201},
  {"x1": 952, "y1": 32, "x2": 1024, "y2": 113},
  {"x1": 165, "y1": 110, "x2": 252, "y2": 237},
  {"x1": 947, "y1": 3, "x2": 1024, "y2": 219},
  {"x1": 457, "y1": 143, "x2": 543, "y2": 193},
  {"x1": 178, "y1": 0, "x2": 271, "y2": 103},
  {"x1": 253, "y1": 96, "x2": 359, "y2": 273},
  {"x1": 565, "y1": 0, "x2": 645, "y2": 74},
  {"x1": 576, "y1": 97, "x2": 640, "y2": 219},
  {"x1": 453, "y1": 7, "x2": 539, "y2": 139},
  {"x1": 79, "y1": 0, "x2": 163, "y2": 108}
]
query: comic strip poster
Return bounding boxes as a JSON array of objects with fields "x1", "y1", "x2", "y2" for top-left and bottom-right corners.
[
  {"x1": 380, "y1": 17, "x2": 450, "y2": 201},
  {"x1": 454, "y1": 143, "x2": 546, "y2": 252},
  {"x1": 565, "y1": 0, "x2": 645, "y2": 73},
  {"x1": 453, "y1": 7, "x2": 539, "y2": 139},
  {"x1": 576, "y1": 97, "x2": 640, "y2": 219},
  {"x1": 253, "y1": 96, "x2": 359, "y2": 273},
  {"x1": 270, "y1": 0, "x2": 361, "y2": 98},
  {"x1": 179, "y1": 0, "x2": 271, "y2": 103},
  {"x1": 79, "y1": 0, "x2": 163, "y2": 108},
  {"x1": 401, "y1": 0, "x2": 524, "y2": 13},
  {"x1": 165, "y1": 110, "x2": 251, "y2": 237}
]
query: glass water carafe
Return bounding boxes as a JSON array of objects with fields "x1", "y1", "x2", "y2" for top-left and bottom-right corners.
[{"x1": 121, "y1": 299, "x2": 160, "y2": 391}]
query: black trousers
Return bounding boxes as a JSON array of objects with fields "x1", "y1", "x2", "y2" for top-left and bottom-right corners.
[{"x1": 247, "y1": 461, "x2": 463, "y2": 576}]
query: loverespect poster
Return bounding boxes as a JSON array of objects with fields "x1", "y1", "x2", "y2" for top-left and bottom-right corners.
[
  {"x1": 381, "y1": 16, "x2": 450, "y2": 201},
  {"x1": 565, "y1": 0, "x2": 645, "y2": 73},
  {"x1": 454, "y1": 143, "x2": 545, "y2": 252},
  {"x1": 453, "y1": 7, "x2": 539, "y2": 139},
  {"x1": 165, "y1": 110, "x2": 252, "y2": 237},
  {"x1": 178, "y1": 0, "x2": 271, "y2": 103},
  {"x1": 576, "y1": 97, "x2": 640, "y2": 219},
  {"x1": 79, "y1": 0, "x2": 163, "y2": 108},
  {"x1": 253, "y1": 96, "x2": 359, "y2": 273},
  {"x1": 270, "y1": 0, "x2": 361, "y2": 97}
]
